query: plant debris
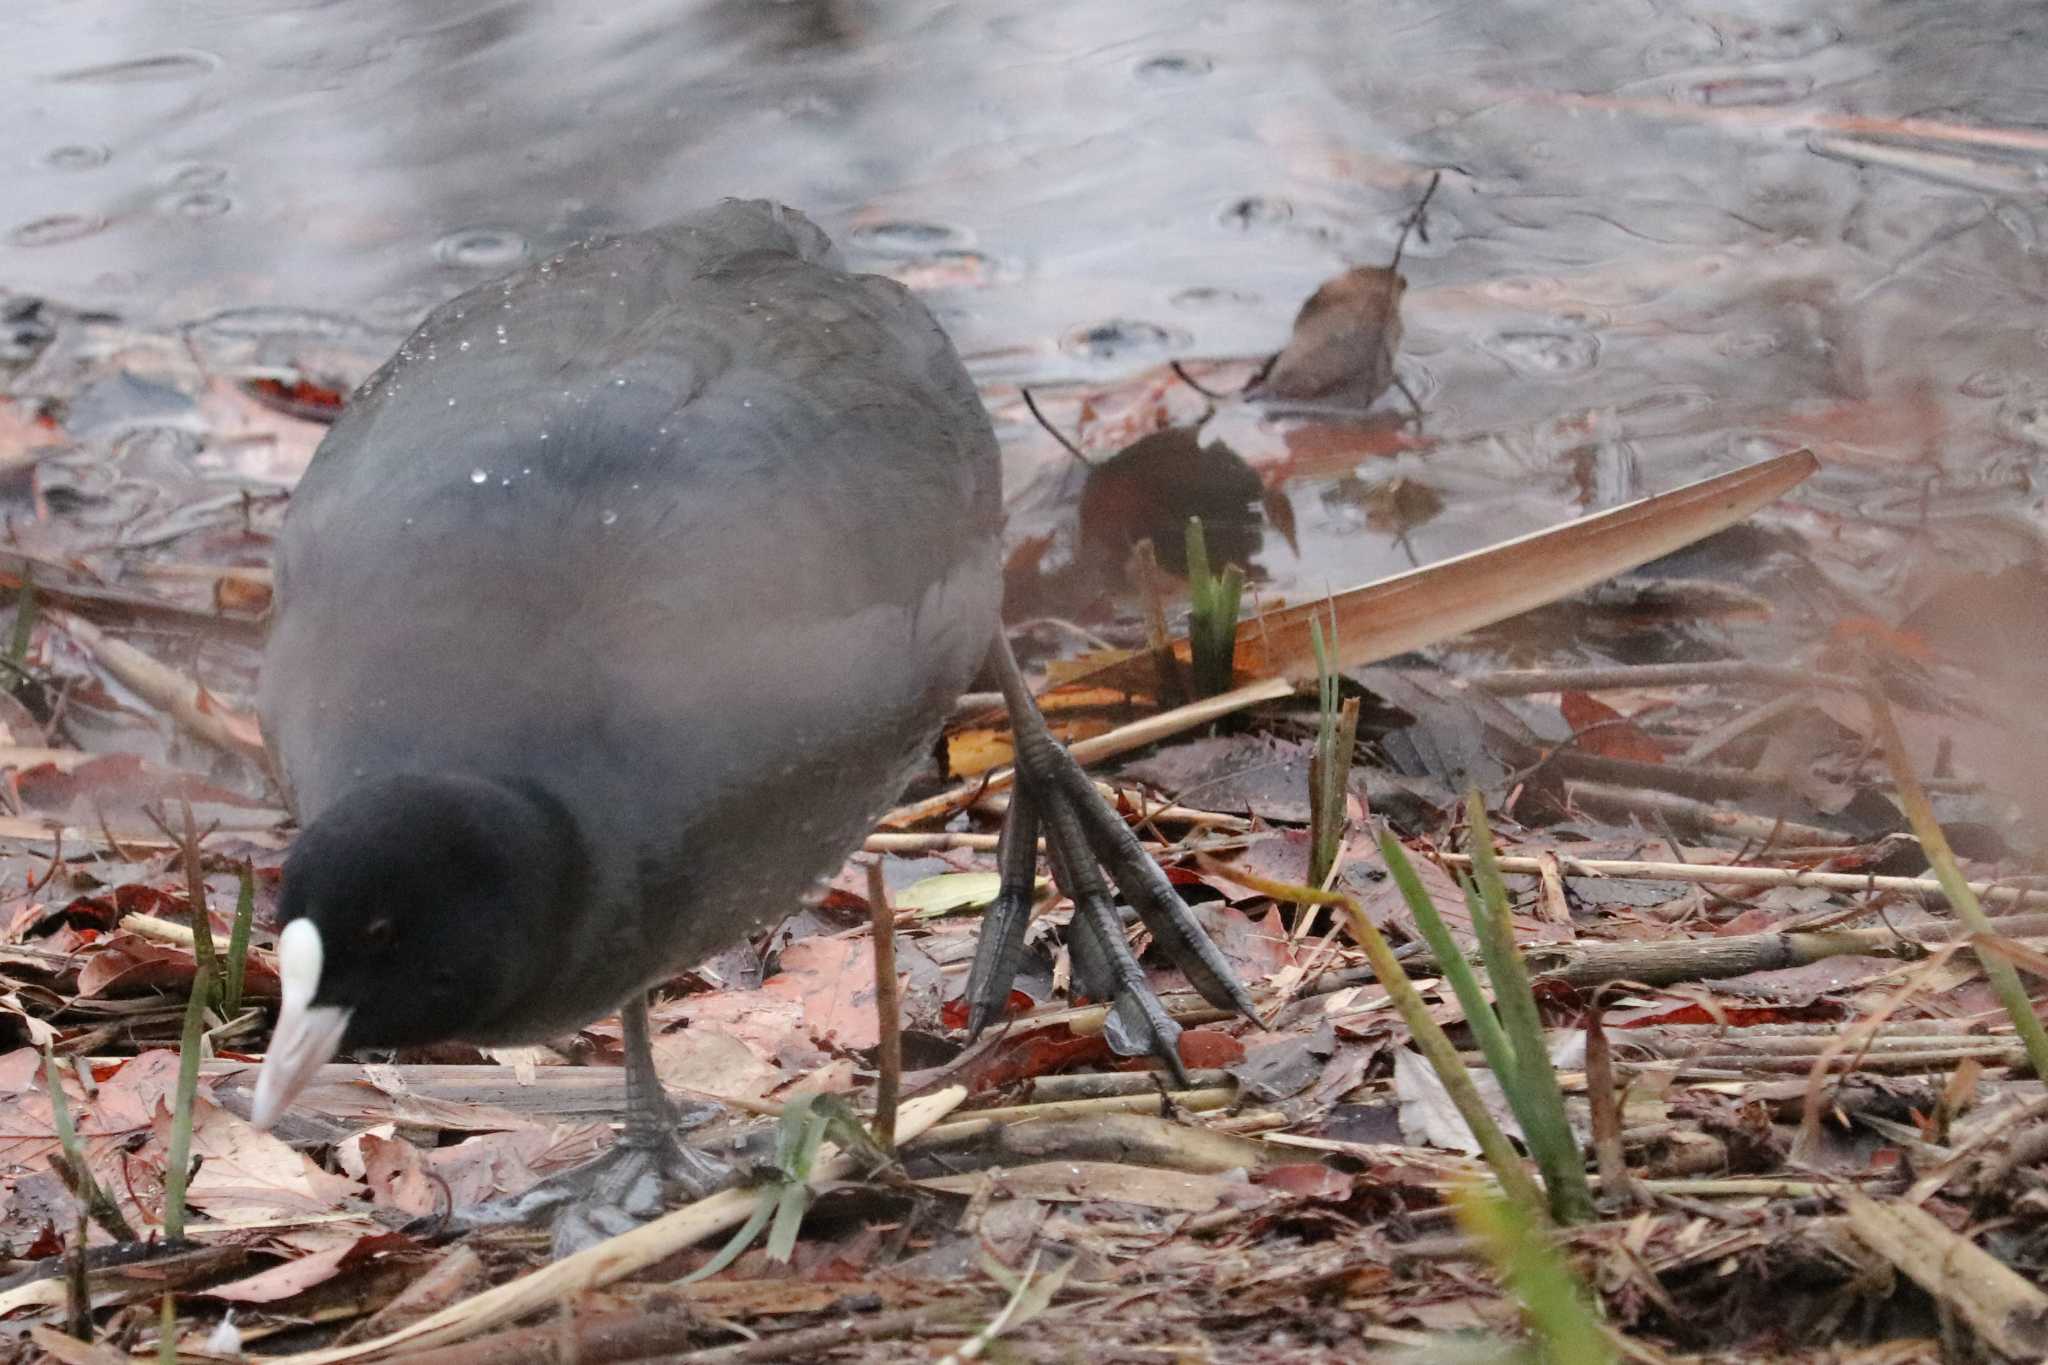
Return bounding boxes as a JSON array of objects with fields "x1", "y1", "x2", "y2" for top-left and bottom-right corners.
[{"x1": 3, "y1": 281, "x2": 2045, "y2": 1365}]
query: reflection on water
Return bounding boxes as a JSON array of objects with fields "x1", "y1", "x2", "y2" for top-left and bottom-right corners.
[{"x1": 2, "y1": 0, "x2": 2046, "y2": 624}]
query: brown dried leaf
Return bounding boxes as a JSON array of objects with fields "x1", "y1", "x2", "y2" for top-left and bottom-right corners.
[
  {"x1": 163, "y1": 1098, "x2": 360, "y2": 1223},
  {"x1": 1256, "y1": 265, "x2": 1406, "y2": 405},
  {"x1": 651, "y1": 1025, "x2": 783, "y2": 1104},
  {"x1": 760, "y1": 934, "x2": 883, "y2": 1050},
  {"x1": 206, "y1": 1239, "x2": 359, "y2": 1303},
  {"x1": 75, "y1": 931, "x2": 196, "y2": 997}
]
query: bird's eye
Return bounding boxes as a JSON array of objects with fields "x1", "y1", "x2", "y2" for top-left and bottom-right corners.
[{"x1": 362, "y1": 917, "x2": 396, "y2": 948}]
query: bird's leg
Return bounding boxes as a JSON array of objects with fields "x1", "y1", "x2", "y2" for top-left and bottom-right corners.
[
  {"x1": 618, "y1": 992, "x2": 732, "y2": 1194},
  {"x1": 961, "y1": 777, "x2": 1039, "y2": 1039},
  {"x1": 415, "y1": 991, "x2": 732, "y2": 1255},
  {"x1": 963, "y1": 633, "x2": 1261, "y2": 1074}
]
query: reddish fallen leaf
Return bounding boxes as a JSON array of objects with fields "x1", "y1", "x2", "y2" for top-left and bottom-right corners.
[
  {"x1": 0, "y1": 397, "x2": 62, "y2": 470},
  {"x1": 1605, "y1": 1000, "x2": 1842, "y2": 1029},
  {"x1": 1829, "y1": 615, "x2": 1934, "y2": 663},
  {"x1": 238, "y1": 374, "x2": 347, "y2": 423},
  {"x1": 1176, "y1": 1028, "x2": 1247, "y2": 1068},
  {"x1": 207, "y1": 1239, "x2": 358, "y2": 1303},
  {"x1": 78, "y1": 1050, "x2": 193, "y2": 1136},
  {"x1": 1560, "y1": 690, "x2": 1666, "y2": 763},
  {"x1": 651, "y1": 1024, "x2": 782, "y2": 1103},
  {"x1": 15, "y1": 752, "x2": 261, "y2": 813},
  {"x1": 11, "y1": 893, "x2": 119, "y2": 938},
  {"x1": 939, "y1": 988, "x2": 1033, "y2": 1032},
  {"x1": 1190, "y1": 902, "x2": 1299, "y2": 982},
  {"x1": 1263, "y1": 417, "x2": 1425, "y2": 484},
  {"x1": 813, "y1": 885, "x2": 873, "y2": 920},
  {"x1": 434, "y1": 1125, "x2": 610, "y2": 1207},
  {"x1": 760, "y1": 935, "x2": 883, "y2": 1050},
  {"x1": 206, "y1": 1231, "x2": 417, "y2": 1304},
  {"x1": 660, "y1": 989, "x2": 829, "y2": 1073},
  {"x1": 75, "y1": 932, "x2": 196, "y2": 997},
  {"x1": 1255, "y1": 1163, "x2": 1355, "y2": 1200},
  {"x1": 111, "y1": 883, "x2": 184, "y2": 917},
  {"x1": 955, "y1": 1026, "x2": 1112, "y2": 1092},
  {"x1": 357, "y1": 1132, "x2": 438, "y2": 1216}
]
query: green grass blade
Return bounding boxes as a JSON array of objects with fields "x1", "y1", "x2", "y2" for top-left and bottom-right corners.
[
  {"x1": 1381, "y1": 831, "x2": 1516, "y2": 1080},
  {"x1": 1867, "y1": 689, "x2": 2048, "y2": 1080},
  {"x1": 1210, "y1": 858, "x2": 1548, "y2": 1216},
  {"x1": 1464, "y1": 793, "x2": 1594, "y2": 1223},
  {"x1": 1308, "y1": 610, "x2": 1359, "y2": 892},
  {"x1": 43, "y1": 1047, "x2": 138, "y2": 1242},
  {"x1": 1453, "y1": 1183, "x2": 1615, "y2": 1365},
  {"x1": 162, "y1": 955, "x2": 212, "y2": 1242},
  {"x1": 679, "y1": 1191, "x2": 776, "y2": 1284},
  {"x1": 765, "y1": 1178, "x2": 811, "y2": 1264},
  {"x1": 224, "y1": 862, "x2": 255, "y2": 1017},
  {"x1": 8, "y1": 573, "x2": 35, "y2": 669}
]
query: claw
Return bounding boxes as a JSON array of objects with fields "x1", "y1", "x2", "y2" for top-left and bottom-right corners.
[
  {"x1": 1069, "y1": 771, "x2": 1260, "y2": 1019},
  {"x1": 963, "y1": 782, "x2": 1041, "y2": 1037},
  {"x1": 1041, "y1": 794, "x2": 1188, "y2": 1083},
  {"x1": 973, "y1": 630, "x2": 1257, "y2": 1082}
]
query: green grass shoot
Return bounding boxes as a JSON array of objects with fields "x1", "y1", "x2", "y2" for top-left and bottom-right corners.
[{"x1": 1185, "y1": 516, "x2": 1245, "y2": 699}]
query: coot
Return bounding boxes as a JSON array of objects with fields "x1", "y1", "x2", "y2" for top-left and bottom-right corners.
[{"x1": 251, "y1": 200, "x2": 1254, "y2": 1245}]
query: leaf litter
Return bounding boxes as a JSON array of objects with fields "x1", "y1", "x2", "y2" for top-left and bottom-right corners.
[{"x1": 0, "y1": 242, "x2": 2045, "y2": 1365}]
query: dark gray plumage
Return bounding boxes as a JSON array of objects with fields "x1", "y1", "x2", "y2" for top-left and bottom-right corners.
[
  {"x1": 252, "y1": 200, "x2": 1254, "y2": 1247},
  {"x1": 260, "y1": 201, "x2": 998, "y2": 1045}
]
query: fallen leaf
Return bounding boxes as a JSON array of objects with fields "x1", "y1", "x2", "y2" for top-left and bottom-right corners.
[
  {"x1": 1560, "y1": 690, "x2": 1666, "y2": 763},
  {"x1": 1177, "y1": 1028, "x2": 1248, "y2": 1068},
  {"x1": 165, "y1": 1098, "x2": 361, "y2": 1223},
  {"x1": 206, "y1": 1240, "x2": 357, "y2": 1303},
  {"x1": 760, "y1": 935, "x2": 884, "y2": 1049},
  {"x1": 1254, "y1": 1163, "x2": 1355, "y2": 1199},
  {"x1": 428, "y1": 1124, "x2": 609, "y2": 1207},
  {"x1": 1231, "y1": 1023, "x2": 1338, "y2": 1102},
  {"x1": 896, "y1": 872, "x2": 1003, "y2": 918},
  {"x1": 1255, "y1": 265, "x2": 1406, "y2": 406},
  {"x1": 356, "y1": 1132, "x2": 438, "y2": 1216},
  {"x1": 205, "y1": 1232, "x2": 416, "y2": 1304},
  {"x1": 76, "y1": 931, "x2": 196, "y2": 997},
  {"x1": 651, "y1": 1025, "x2": 782, "y2": 1104},
  {"x1": 1392, "y1": 1046, "x2": 1487, "y2": 1154},
  {"x1": 1188, "y1": 901, "x2": 1299, "y2": 982}
]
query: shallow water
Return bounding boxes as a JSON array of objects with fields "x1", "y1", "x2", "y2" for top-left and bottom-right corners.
[{"x1": 4, "y1": 0, "x2": 2046, "y2": 637}]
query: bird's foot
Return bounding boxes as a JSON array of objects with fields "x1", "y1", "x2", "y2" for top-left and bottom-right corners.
[
  {"x1": 965, "y1": 638, "x2": 1261, "y2": 1079},
  {"x1": 418, "y1": 1128, "x2": 734, "y2": 1257}
]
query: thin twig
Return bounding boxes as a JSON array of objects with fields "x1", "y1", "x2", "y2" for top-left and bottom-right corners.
[
  {"x1": 1435, "y1": 852, "x2": 2048, "y2": 910},
  {"x1": 1388, "y1": 169, "x2": 1443, "y2": 272},
  {"x1": 1169, "y1": 360, "x2": 1228, "y2": 400},
  {"x1": 864, "y1": 857, "x2": 902, "y2": 1151},
  {"x1": 1018, "y1": 388, "x2": 1091, "y2": 469},
  {"x1": 1472, "y1": 660, "x2": 1861, "y2": 695}
]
